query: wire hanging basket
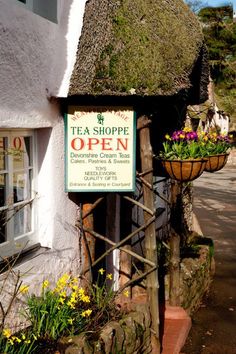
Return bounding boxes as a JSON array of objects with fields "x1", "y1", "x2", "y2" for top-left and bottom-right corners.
[
  {"x1": 204, "y1": 153, "x2": 229, "y2": 173},
  {"x1": 161, "y1": 158, "x2": 208, "y2": 182}
]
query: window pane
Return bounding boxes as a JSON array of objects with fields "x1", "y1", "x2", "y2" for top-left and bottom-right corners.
[
  {"x1": 14, "y1": 204, "x2": 31, "y2": 237},
  {"x1": 0, "y1": 174, "x2": 6, "y2": 207},
  {"x1": 33, "y1": 0, "x2": 57, "y2": 23},
  {"x1": 0, "y1": 210, "x2": 6, "y2": 243},
  {"x1": 24, "y1": 137, "x2": 32, "y2": 165},
  {"x1": 0, "y1": 137, "x2": 6, "y2": 170},
  {"x1": 12, "y1": 136, "x2": 31, "y2": 171},
  {"x1": 0, "y1": 130, "x2": 34, "y2": 252},
  {"x1": 13, "y1": 172, "x2": 31, "y2": 203}
]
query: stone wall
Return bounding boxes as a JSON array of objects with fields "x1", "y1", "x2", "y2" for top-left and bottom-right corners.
[
  {"x1": 164, "y1": 239, "x2": 214, "y2": 315},
  {"x1": 180, "y1": 243, "x2": 214, "y2": 314},
  {"x1": 227, "y1": 149, "x2": 236, "y2": 165},
  {"x1": 58, "y1": 304, "x2": 151, "y2": 354}
]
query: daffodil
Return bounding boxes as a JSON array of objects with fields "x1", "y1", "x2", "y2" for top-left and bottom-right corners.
[
  {"x1": 165, "y1": 134, "x2": 171, "y2": 140},
  {"x1": 8, "y1": 338, "x2": 14, "y2": 345},
  {"x1": 123, "y1": 290, "x2": 129, "y2": 298},
  {"x1": 67, "y1": 301, "x2": 75, "y2": 309},
  {"x1": 80, "y1": 294, "x2": 90, "y2": 303},
  {"x1": 68, "y1": 318, "x2": 74, "y2": 325},
  {"x1": 60, "y1": 290, "x2": 67, "y2": 298},
  {"x1": 98, "y1": 268, "x2": 105, "y2": 275},
  {"x1": 78, "y1": 287, "x2": 85, "y2": 296},
  {"x1": 19, "y1": 284, "x2": 29, "y2": 294},
  {"x1": 42, "y1": 279, "x2": 50, "y2": 289},
  {"x1": 12, "y1": 336, "x2": 21, "y2": 343},
  {"x1": 55, "y1": 273, "x2": 70, "y2": 291},
  {"x1": 81, "y1": 309, "x2": 92, "y2": 317},
  {"x1": 3, "y1": 328, "x2": 11, "y2": 338},
  {"x1": 59, "y1": 297, "x2": 65, "y2": 305}
]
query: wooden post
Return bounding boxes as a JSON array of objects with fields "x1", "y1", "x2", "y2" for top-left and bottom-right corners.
[
  {"x1": 106, "y1": 193, "x2": 121, "y2": 291},
  {"x1": 81, "y1": 203, "x2": 96, "y2": 282},
  {"x1": 169, "y1": 181, "x2": 181, "y2": 306},
  {"x1": 169, "y1": 228, "x2": 180, "y2": 306},
  {"x1": 138, "y1": 115, "x2": 160, "y2": 354},
  {"x1": 119, "y1": 196, "x2": 132, "y2": 299}
]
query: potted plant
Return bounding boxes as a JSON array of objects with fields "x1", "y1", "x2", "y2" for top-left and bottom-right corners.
[
  {"x1": 201, "y1": 131, "x2": 232, "y2": 172},
  {"x1": 157, "y1": 128, "x2": 233, "y2": 181},
  {"x1": 157, "y1": 128, "x2": 208, "y2": 182}
]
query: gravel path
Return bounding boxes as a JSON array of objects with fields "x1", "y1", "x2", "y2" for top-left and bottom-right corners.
[{"x1": 182, "y1": 163, "x2": 236, "y2": 354}]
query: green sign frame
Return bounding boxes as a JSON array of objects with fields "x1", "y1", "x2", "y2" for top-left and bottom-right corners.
[{"x1": 65, "y1": 106, "x2": 136, "y2": 192}]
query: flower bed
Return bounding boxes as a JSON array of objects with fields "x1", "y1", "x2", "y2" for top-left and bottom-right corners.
[{"x1": 0, "y1": 270, "x2": 131, "y2": 353}]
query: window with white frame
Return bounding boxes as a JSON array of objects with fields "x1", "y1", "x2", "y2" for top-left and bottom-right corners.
[
  {"x1": 0, "y1": 130, "x2": 37, "y2": 258},
  {"x1": 16, "y1": 0, "x2": 57, "y2": 23}
]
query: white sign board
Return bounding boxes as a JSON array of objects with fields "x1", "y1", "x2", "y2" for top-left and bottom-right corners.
[{"x1": 65, "y1": 106, "x2": 136, "y2": 192}]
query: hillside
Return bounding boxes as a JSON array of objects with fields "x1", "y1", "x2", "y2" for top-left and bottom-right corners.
[{"x1": 198, "y1": 5, "x2": 236, "y2": 130}]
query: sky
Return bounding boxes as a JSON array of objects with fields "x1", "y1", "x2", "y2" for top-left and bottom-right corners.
[
  {"x1": 205, "y1": 0, "x2": 235, "y2": 7},
  {"x1": 185, "y1": 0, "x2": 236, "y2": 15},
  {"x1": 205, "y1": 0, "x2": 236, "y2": 16}
]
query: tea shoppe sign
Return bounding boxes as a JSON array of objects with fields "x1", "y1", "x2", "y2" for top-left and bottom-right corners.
[{"x1": 65, "y1": 106, "x2": 136, "y2": 192}]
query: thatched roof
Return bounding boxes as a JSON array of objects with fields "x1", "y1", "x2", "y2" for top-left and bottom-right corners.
[{"x1": 69, "y1": 0, "x2": 209, "y2": 101}]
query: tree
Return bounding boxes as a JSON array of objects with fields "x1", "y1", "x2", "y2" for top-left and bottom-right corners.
[
  {"x1": 185, "y1": 0, "x2": 207, "y2": 13},
  {"x1": 198, "y1": 6, "x2": 236, "y2": 123}
]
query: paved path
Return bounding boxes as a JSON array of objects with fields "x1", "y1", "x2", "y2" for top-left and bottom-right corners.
[{"x1": 182, "y1": 163, "x2": 236, "y2": 354}]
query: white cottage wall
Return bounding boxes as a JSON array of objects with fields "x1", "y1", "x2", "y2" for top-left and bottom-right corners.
[{"x1": 0, "y1": 0, "x2": 87, "y2": 316}]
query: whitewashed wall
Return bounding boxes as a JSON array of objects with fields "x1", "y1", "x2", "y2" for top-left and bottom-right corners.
[
  {"x1": 205, "y1": 104, "x2": 230, "y2": 134},
  {"x1": 0, "y1": 0, "x2": 87, "y2": 318}
]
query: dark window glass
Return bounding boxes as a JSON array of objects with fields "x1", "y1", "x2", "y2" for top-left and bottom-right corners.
[{"x1": 0, "y1": 210, "x2": 6, "y2": 243}]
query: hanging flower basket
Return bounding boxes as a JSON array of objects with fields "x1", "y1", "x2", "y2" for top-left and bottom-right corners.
[
  {"x1": 157, "y1": 128, "x2": 233, "y2": 181},
  {"x1": 204, "y1": 153, "x2": 229, "y2": 173},
  {"x1": 161, "y1": 158, "x2": 207, "y2": 182}
]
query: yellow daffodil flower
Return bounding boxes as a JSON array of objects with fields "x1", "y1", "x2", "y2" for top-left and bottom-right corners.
[
  {"x1": 80, "y1": 294, "x2": 90, "y2": 303},
  {"x1": 67, "y1": 301, "x2": 75, "y2": 309},
  {"x1": 123, "y1": 290, "x2": 129, "y2": 298},
  {"x1": 81, "y1": 309, "x2": 92, "y2": 317},
  {"x1": 42, "y1": 280, "x2": 50, "y2": 289},
  {"x1": 19, "y1": 285, "x2": 29, "y2": 294},
  {"x1": 165, "y1": 134, "x2": 171, "y2": 140},
  {"x1": 3, "y1": 328, "x2": 11, "y2": 338},
  {"x1": 98, "y1": 268, "x2": 105, "y2": 275}
]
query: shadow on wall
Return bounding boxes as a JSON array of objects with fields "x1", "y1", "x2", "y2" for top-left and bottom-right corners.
[
  {"x1": 50, "y1": 0, "x2": 75, "y2": 97},
  {"x1": 37, "y1": 128, "x2": 52, "y2": 173}
]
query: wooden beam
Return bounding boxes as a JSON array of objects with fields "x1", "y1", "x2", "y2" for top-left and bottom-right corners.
[
  {"x1": 169, "y1": 228, "x2": 181, "y2": 306},
  {"x1": 106, "y1": 194, "x2": 120, "y2": 290},
  {"x1": 138, "y1": 115, "x2": 160, "y2": 354},
  {"x1": 81, "y1": 203, "x2": 96, "y2": 282}
]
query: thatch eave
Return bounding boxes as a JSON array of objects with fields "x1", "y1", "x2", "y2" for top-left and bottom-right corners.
[{"x1": 68, "y1": 0, "x2": 209, "y2": 103}]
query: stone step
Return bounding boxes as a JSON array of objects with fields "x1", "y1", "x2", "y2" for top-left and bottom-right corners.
[{"x1": 161, "y1": 306, "x2": 192, "y2": 354}]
